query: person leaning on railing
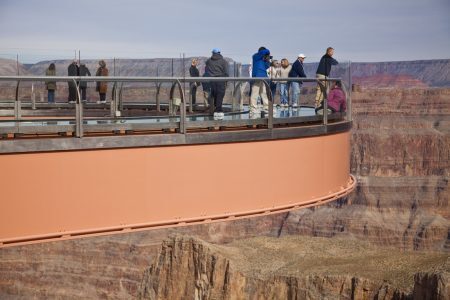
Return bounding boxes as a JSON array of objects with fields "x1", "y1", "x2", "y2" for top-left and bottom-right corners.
[
  {"x1": 45, "y1": 63, "x2": 56, "y2": 103},
  {"x1": 189, "y1": 58, "x2": 200, "y2": 107},
  {"x1": 315, "y1": 81, "x2": 346, "y2": 115},
  {"x1": 315, "y1": 47, "x2": 338, "y2": 108},
  {"x1": 288, "y1": 53, "x2": 307, "y2": 109},
  {"x1": 95, "y1": 60, "x2": 109, "y2": 104},
  {"x1": 278, "y1": 59, "x2": 291, "y2": 108}
]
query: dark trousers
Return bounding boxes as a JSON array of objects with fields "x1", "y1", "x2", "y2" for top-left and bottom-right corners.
[
  {"x1": 99, "y1": 93, "x2": 106, "y2": 101},
  {"x1": 47, "y1": 90, "x2": 55, "y2": 103},
  {"x1": 68, "y1": 83, "x2": 77, "y2": 102},
  {"x1": 80, "y1": 87, "x2": 87, "y2": 101},
  {"x1": 210, "y1": 81, "x2": 226, "y2": 113},
  {"x1": 190, "y1": 84, "x2": 197, "y2": 105}
]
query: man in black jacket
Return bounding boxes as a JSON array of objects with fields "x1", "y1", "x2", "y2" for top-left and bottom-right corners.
[
  {"x1": 205, "y1": 48, "x2": 229, "y2": 119},
  {"x1": 79, "y1": 63, "x2": 91, "y2": 102},
  {"x1": 288, "y1": 53, "x2": 307, "y2": 108},
  {"x1": 189, "y1": 58, "x2": 200, "y2": 108},
  {"x1": 315, "y1": 47, "x2": 338, "y2": 108},
  {"x1": 67, "y1": 60, "x2": 79, "y2": 103}
]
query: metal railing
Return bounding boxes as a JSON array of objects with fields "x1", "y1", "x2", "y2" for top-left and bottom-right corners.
[{"x1": 0, "y1": 76, "x2": 351, "y2": 138}]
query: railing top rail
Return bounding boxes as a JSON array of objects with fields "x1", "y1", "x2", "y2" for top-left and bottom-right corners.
[{"x1": 0, "y1": 76, "x2": 344, "y2": 83}]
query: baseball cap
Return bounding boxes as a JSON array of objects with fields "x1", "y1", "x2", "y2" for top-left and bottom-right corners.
[
  {"x1": 298, "y1": 53, "x2": 306, "y2": 58},
  {"x1": 212, "y1": 48, "x2": 221, "y2": 54}
]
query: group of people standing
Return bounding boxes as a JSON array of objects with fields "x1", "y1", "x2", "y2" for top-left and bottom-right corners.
[
  {"x1": 189, "y1": 46, "x2": 346, "y2": 119},
  {"x1": 45, "y1": 60, "x2": 109, "y2": 103},
  {"x1": 44, "y1": 48, "x2": 346, "y2": 117}
]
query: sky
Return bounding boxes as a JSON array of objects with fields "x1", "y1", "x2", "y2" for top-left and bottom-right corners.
[{"x1": 0, "y1": 0, "x2": 449, "y2": 63}]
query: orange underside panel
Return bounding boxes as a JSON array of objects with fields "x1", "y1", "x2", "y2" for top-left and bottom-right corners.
[{"x1": 0, "y1": 132, "x2": 352, "y2": 246}]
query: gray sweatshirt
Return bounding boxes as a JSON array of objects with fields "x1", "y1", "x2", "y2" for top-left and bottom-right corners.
[{"x1": 205, "y1": 53, "x2": 229, "y2": 77}]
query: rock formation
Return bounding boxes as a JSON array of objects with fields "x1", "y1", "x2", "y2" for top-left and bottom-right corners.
[{"x1": 138, "y1": 236, "x2": 449, "y2": 300}]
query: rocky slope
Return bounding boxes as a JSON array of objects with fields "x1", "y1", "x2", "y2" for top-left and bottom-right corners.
[
  {"x1": 138, "y1": 236, "x2": 449, "y2": 300},
  {"x1": 278, "y1": 88, "x2": 450, "y2": 251},
  {"x1": 0, "y1": 87, "x2": 448, "y2": 298}
]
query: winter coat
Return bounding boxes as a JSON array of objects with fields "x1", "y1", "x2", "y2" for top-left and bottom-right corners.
[
  {"x1": 327, "y1": 86, "x2": 346, "y2": 112},
  {"x1": 289, "y1": 60, "x2": 307, "y2": 78},
  {"x1": 268, "y1": 66, "x2": 280, "y2": 79},
  {"x1": 251, "y1": 49, "x2": 270, "y2": 77},
  {"x1": 79, "y1": 64, "x2": 91, "y2": 88},
  {"x1": 68, "y1": 63, "x2": 79, "y2": 87},
  {"x1": 316, "y1": 54, "x2": 338, "y2": 77},
  {"x1": 68, "y1": 63, "x2": 79, "y2": 76},
  {"x1": 189, "y1": 65, "x2": 200, "y2": 86},
  {"x1": 279, "y1": 65, "x2": 292, "y2": 83},
  {"x1": 96, "y1": 67, "x2": 109, "y2": 93},
  {"x1": 205, "y1": 53, "x2": 229, "y2": 77},
  {"x1": 45, "y1": 68, "x2": 56, "y2": 90}
]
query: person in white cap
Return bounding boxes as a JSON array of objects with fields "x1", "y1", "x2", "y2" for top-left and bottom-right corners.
[{"x1": 288, "y1": 54, "x2": 307, "y2": 109}]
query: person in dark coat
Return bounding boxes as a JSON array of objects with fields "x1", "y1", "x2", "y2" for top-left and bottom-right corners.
[
  {"x1": 45, "y1": 63, "x2": 56, "y2": 103},
  {"x1": 288, "y1": 53, "x2": 307, "y2": 108},
  {"x1": 205, "y1": 48, "x2": 229, "y2": 119},
  {"x1": 315, "y1": 47, "x2": 338, "y2": 108},
  {"x1": 79, "y1": 63, "x2": 91, "y2": 102},
  {"x1": 189, "y1": 58, "x2": 200, "y2": 107},
  {"x1": 67, "y1": 60, "x2": 79, "y2": 103},
  {"x1": 95, "y1": 60, "x2": 109, "y2": 103}
]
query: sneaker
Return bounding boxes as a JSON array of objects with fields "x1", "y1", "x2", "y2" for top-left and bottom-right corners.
[
  {"x1": 213, "y1": 112, "x2": 224, "y2": 120},
  {"x1": 100, "y1": 100, "x2": 107, "y2": 104},
  {"x1": 292, "y1": 103, "x2": 298, "y2": 108},
  {"x1": 249, "y1": 111, "x2": 259, "y2": 119}
]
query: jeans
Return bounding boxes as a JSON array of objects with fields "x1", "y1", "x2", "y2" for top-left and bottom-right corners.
[
  {"x1": 290, "y1": 82, "x2": 302, "y2": 106},
  {"x1": 99, "y1": 93, "x2": 106, "y2": 101},
  {"x1": 279, "y1": 83, "x2": 289, "y2": 105},
  {"x1": 48, "y1": 90, "x2": 55, "y2": 103},
  {"x1": 210, "y1": 81, "x2": 226, "y2": 112}
]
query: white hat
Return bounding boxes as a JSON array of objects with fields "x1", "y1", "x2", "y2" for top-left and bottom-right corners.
[{"x1": 298, "y1": 53, "x2": 306, "y2": 58}]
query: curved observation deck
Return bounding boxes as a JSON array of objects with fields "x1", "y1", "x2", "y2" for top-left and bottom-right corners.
[{"x1": 0, "y1": 76, "x2": 355, "y2": 247}]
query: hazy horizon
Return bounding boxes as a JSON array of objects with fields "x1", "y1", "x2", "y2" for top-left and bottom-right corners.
[{"x1": 0, "y1": 0, "x2": 449, "y2": 64}]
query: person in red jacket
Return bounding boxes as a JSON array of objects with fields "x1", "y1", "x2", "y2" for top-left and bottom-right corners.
[{"x1": 315, "y1": 81, "x2": 346, "y2": 114}]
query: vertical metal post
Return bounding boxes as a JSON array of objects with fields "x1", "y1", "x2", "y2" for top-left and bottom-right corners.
[
  {"x1": 74, "y1": 79, "x2": 83, "y2": 138},
  {"x1": 156, "y1": 66, "x2": 161, "y2": 112},
  {"x1": 348, "y1": 60, "x2": 352, "y2": 122},
  {"x1": 176, "y1": 79, "x2": 186, "y2": 134},
  {"x1": 16, "y1": 54, "x2": 19, "y2": 76},
  {"x1": 263, "y1": 80, "x2": 274, "y2": 130},
  {"x1": 15, "y1": 80, "x2": 21, "y2": 120},
  {"x1": 31, "y1": 83, "x2": 36, "y2": 110}
]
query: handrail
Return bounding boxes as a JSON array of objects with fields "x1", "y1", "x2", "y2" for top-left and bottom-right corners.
[{"x1": 1, "y1": 76, "x2": 349, "y2": 139}]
